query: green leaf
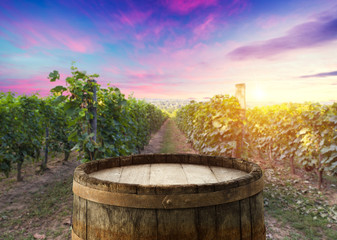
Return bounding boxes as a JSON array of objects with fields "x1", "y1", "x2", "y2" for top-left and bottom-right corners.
[
  {"x1": 48, "y1": 70, "x2": 60, "y2": 82},
  {"x1": 52, "y1": 95, "x2": 66, "y2": 105},
  {"x1": 51, "y1": 85, "x2": 67, "y2": 93}
]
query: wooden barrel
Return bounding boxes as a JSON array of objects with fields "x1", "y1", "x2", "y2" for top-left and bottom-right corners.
[{"x1": 72, "y1": 154, "x2": 265, "y2": 240}]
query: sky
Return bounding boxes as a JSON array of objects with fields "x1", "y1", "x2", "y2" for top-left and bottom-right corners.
[{"x1": 0, "y1": 0, "x2": 337, "y2": 104}]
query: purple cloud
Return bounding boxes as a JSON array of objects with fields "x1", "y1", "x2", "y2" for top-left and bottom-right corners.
[
  {"x1": 0, "y1": 16, "x2": 102, "y2": 53},
  {"x1": 228, "y1": 16, "x2": 337, "y2": 60},
  {"x1": 122, "y1": 69, "x2": 179, "y2": 86},
  {"x1": 117, "y1": 9, "x2": 152, "y2": 27},
  {"x1": 300, "y1": 70, "x2": 337, "y2": 78},
  {"x1": 162, "y1": 0, "x2": 218, "y2": 14}
]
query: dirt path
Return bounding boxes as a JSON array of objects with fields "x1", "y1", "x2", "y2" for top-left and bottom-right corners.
[
  {"x1": 141, "y1": 118, "x2": 196, "y2": 154},
  {"x1": 140, "y1": 119, "x2": 168, "y2": 154}
]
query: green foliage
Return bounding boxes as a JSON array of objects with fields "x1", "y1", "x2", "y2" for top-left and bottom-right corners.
[
  {"x1": 0, "y1": 93, "x2": 44, "y2": 179},
  {"x1": 176, "y1": 96, "x2": 337, "y2": 189},
  {"x1": 297, "y1": 103, "x2": 337, "y2": 173},
  {"x1": 49, "y1": 66, "x2": 167, "y2": 161},
  {"x1": 176, "y1": 95, "x2": 242, "y2": 156},
  {"x1": 246, "y1": 102, "x2": 337, "y2": 176},
  {"x1": 245, "y1": 103, "x2": 304, "y2": 163},
  {"x1": 40, "y1": 96, "x2": 74, "y2": 160},
  {"x1": 96, "y1": 87, "x2": 167, "y2": 157},
  {"x1": 50, "y1": 65, "x2": 100, "y2": 161},
  {"x1": 0, "y1": 65, "x2": 167, "y2": 179}
]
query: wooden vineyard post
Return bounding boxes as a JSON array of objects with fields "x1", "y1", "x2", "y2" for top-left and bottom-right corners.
[
  {"x1": 88, "y1": 80, "x2": 97, "y2": 143},
  {"x1": 235, "y1": 83, "x2": 246, "y2": 158},
  {"x1": 42, "y1": 126, "x2": 49, "y2": 170}
]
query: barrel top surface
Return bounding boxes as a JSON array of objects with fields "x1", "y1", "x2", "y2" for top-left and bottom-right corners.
[
  {"x1": 73, "y1": 154, "x2": 263, "y2": 196},
  {"x1": 89, "y1": 163, "x2": 247, "y2": 186}
]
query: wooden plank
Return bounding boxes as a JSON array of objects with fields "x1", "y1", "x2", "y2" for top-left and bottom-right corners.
[
  {"x1": 119, "y1": 164, "x2": 150, "y2": 185},
  {"x1": 250, "y1": 192, "x2": 266, "y2": 240},
  {"x1": 216, "y1": 201, "x2": 241, "y2": 239},
  {"x1": 197, "y1": 206, "x2": 216, "y2": 240},
  {"x1": 72, "y1": 195, "x2": 87, "y2": 240},
  {"x1": 240, "y1": 198, "x2": 252, "y2": 240},
  {"x1": 181, "y1": 164, "x2": 218, "y2": 184},
  {"x1": 196, "y1": 184, "x2": 216, "y2": 239},
  {"x1": 149, "y1": 163, "x2": 187, "y2": 185},
  {"x1": 86, "y1": 201, "x2": 157, "y2": 240},
  {"x1": 210, "y1": 166, "x2": 247, "y2": 182},
  {"x1": 157, "y1": 208, "x2": 198, "y2": 240},
  {"x1": 90, "y1": 163, "x2": 247, "y2": 185},
  {"x1": 89, "y1": 167, "x2": 122, "y2": 183},
  {"x1": 156, "y1": 164, "x2": 198, "y2": 239}
]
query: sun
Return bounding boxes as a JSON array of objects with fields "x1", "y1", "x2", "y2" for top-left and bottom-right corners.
[{"x1": 253, "y1": 87, "x2": 266, "y2": 101}]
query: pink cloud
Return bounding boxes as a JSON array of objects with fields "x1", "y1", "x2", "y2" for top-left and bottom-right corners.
[
  {"x1": 118, "y1": 9, "x2": 152, "y2": 27},
  {"x1": 0, "y1": 72, "x2": 69, "y2": 97},
  {"x1": 190, "y1": 13, "x2": 223, "y2": 42},
  {"x1": 193, "y1": 14, "x2": 215, "y2": 34},
  {"x1": 162, "y1": 0, "x2": 218, "y2": 14},
  {"x1": 122, "y1": 69, "x2": 177, "y2": 85},
  {"x1": 48, "y1": 29, "x2": 99, "y2": 53},
  {"x1": 256, "y1": 15, "x2": 287, "y2": 29},
  {"x1": 0, "y1": 78, "x2": 48, "y2": 96},
  {"x1": 113, "y1": 82, "x2": 187, "y2": 99},
  {"x1": 162, "y1": 36, "x2": 187, "y2": 50},
  {"x1": 0, "y1": 17, "x2": 102, "y2": 53},
  {"x1": 102, "y1": 66, "x2": 120, "y2": 75},
  {"x1": 226, "y1": 0, "x2": 249, "y2": 16}
]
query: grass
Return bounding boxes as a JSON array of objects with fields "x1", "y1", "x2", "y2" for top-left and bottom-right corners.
[
  {"x1": 160, "y1": 120, "x2": 177, "y2": 153},
  {"x1": 264, "y1": 181, "x2": 337, "y2": 240},
  {"x1": 30, "y1": 176, "x2": 73, "y2": 218}
]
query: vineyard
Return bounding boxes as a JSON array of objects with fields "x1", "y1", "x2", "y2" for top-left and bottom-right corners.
[
  {"x1": 176, "y1": 95, "x2": 337, "y2": 189},
  {"x1": 0, "y1": 66, "x2": 167, "y2": 182},
  {"x1": 1, "y1": 76, "x2": 337, "y2": 239}
]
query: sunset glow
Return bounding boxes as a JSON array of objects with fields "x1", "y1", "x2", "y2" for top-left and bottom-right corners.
[
  {"x1": 253, "y1": 87, "x2": 266, "y2": 101},
  {"x1": 0, "y1": 0, "x2": 336, "y2": 104}
]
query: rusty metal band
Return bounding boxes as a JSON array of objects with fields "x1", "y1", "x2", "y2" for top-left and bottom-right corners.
[
  {"x1": 72, "y1": 229, "x2": 82, "y2": 240},
  {"x1": 73, "y1": 177, "x2": 264, "y2": 209}
]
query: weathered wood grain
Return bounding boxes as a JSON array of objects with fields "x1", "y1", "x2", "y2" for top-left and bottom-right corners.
[
  {"x1": 250, "y1": 192, "x2": 266, "y2": 240},
  {"x1": 240, "y1": 198, "x2": 252, "y2": 240},
  {"x1": 90, "y1": 163, "x2": 247, "y2": 185},
  {"x1": 181, "y1": 164, "x2": 218, "y2": 184},
  {"x1": 216, "y1": 201, "x2": 241, "y2": 239},
  {"x1": 210, "y1": 165, "x2": 246, "y2": 182},
  {"x1": 86, "y1": 201, "x2": 157, "y2": 240},
  {"x1": 72, "y1": 195, "x2": 87, "y2": 240},
  {"x1": 119, "y1": 164, "x2": 150, "y2": 185},
  {"x1": 157, "y1": 208, "x2": 198, "y2": 240},
  {"x1": 149, "y1": 163, "x2": 187, "y2": 185}
]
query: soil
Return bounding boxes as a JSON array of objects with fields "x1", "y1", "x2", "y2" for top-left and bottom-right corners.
[
  {"x1": 141, "y1": 119, "x2": 196, "y2": 154},
  {"x1": 140, "y1": 120, "x2": 168, "y2": 154},
  {"x1": 0, "y1": 153, "x2": 81, "y2": 239}
]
